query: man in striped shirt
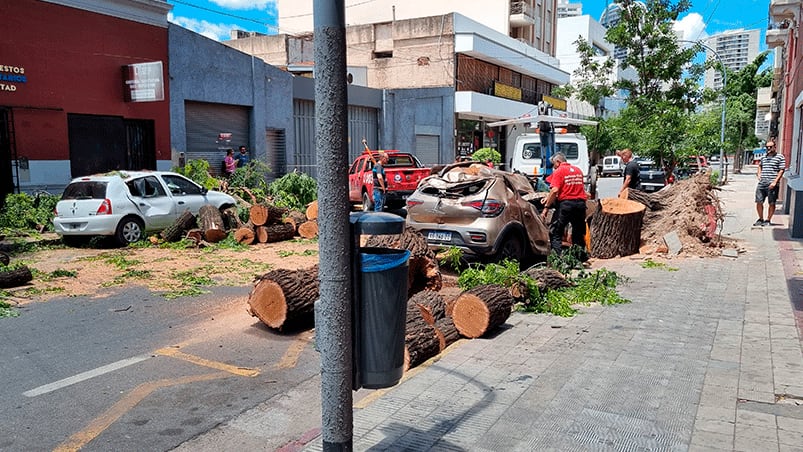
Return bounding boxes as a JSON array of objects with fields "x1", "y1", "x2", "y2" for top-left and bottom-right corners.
[{"x1": 754, "y1": 140, "x2": 786, "y2": 227}]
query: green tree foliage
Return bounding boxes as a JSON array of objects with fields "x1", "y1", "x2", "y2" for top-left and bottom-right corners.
[
  {"x1": 555, "y1": 37, "x2": 616, "y2": 117},
  {"x1": 471, "y1": 147, "x2": 501, "y2": 164},
  {"x1": 267, "y1": 171, "x2": 318, "y2": 211},
  {"x1": 0, "y1": 192, "x2": 60, "y2": 232},
  {"x1": 172, "y1": 159, "x2": 219, "y2": 190}
]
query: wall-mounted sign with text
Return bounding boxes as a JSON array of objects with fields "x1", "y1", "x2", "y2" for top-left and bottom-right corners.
[
  {"x1": 0, "y1": 64, "x2": 27, "y2": 92},
  {"x1": 123, "y1": 61, "x2": 164, "y2": 102}
]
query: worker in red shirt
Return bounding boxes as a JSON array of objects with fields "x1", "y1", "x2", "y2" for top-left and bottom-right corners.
[{"x1": 540, "y1": 152, "x2": 588, "y2": 259}]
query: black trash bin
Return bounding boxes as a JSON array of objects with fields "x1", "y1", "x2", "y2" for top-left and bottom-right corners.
[
  {"x1": 350, "y1": 212, "x2": 408, "y2": 389},
  {"x1": 358, "y1": 247, "x2": 409, "y2": 389}
]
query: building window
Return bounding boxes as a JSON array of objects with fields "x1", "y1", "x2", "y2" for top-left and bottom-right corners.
[{"x1": 372, "y1": 51, "x2": 393, "y2": 59}]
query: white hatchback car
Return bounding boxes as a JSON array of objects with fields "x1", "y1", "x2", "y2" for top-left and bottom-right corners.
[{"x1": 53, "y1": 171, "x2": 236, "y2": 246}]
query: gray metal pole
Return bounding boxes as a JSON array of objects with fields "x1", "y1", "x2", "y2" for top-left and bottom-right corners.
[{"x1": 313, "y1": 1, "x2": 353, "y2": 450}]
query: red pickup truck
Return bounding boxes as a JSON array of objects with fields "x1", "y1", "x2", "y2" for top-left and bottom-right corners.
[{"x1": 348, "y1": 151, "x2": 431, "y2": 211}]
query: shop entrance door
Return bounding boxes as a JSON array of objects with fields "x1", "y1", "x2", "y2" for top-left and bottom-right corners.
[{"x1": 67, "y1": 114, "x2": 155, "y2": 177}]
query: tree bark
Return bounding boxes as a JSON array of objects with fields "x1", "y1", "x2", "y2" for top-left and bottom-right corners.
[
  {"x1": 160, "y1": 210, "x2": 196, "y2": 242},
  {"x1": 221, "y1": 206, "x2": 243, "y2": 230},
  {"x1": 247, "y1": 265, "x2": 319, "y2": 329},
  {"x1": 305, "y1": 200, "x2": 318, "y2": 221},
  {"x1": 263, "y1": 223, "x2": 296, "y2": 243},
  {"x1": 185, "y1": 228, "x2": 204, "y2": 245},
  {"x1": 404, "y1": 301, "x2": 439, "y2": 370},
  {"x1": 590, "y1": 198, "x2": 646, "y2": 258},
  {"x1": 234, "y1": 226, "x2": 255, "y2": 244},
  {"x1": 198, "y1": 205, "x2": 227, "y2": 243},
  {"x1": 282, "y1": 210, "x2": 307, "y2": 233},
  {"x1": 522, "y1": 267, "x2": 573, "y2": 292},
  {"x1": 0, "y1": 266, "x2": 33, "y2": 289},
  {"x1": 451, "y1": 284, "x2": 514, "y2": 338},
  {"x1": 298, "y1": 220, "x2": 319, "y2": 239},
  {"x1": 434, "y1": 316, "x2": 461, "y2": 351},
  {"x1": 409, "y1": 290, "x2": 445, "y2": 325},
  {"x1": 365, "y1": 226, "x2": 442, "y2": 296}
]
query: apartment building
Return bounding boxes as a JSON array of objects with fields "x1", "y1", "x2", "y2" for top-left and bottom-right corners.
[
  {"x1": 704, "y1": 29, "x2": 760, "y2": 90},
  {"x1": 557, "y1": 0, "x2": 583, "y2": 18}
]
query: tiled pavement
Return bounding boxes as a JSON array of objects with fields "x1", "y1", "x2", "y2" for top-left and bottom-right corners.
[{"x1": 299, "y1": 169, "x2": 803, "y2": 451}]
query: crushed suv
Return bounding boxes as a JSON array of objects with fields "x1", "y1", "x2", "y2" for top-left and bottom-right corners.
[
  {"x1": 405, "y1": 162, "x2": 550, "y2": 263},
  {"x1": 53, "y1": 171, "x2": 236, "y2": 246}
]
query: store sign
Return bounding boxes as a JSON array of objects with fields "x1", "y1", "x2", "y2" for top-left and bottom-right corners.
[
  {"x1": 0, "y1": 64, "x2": 27, "y2": 92},
  {"x1": 123, "y1": 61, "x2": 164, "y2": 102},
  {"x1": 493, "y1": 81, "x2": 522, "y2": 101},
  {"x1": 543, "y1": 95, "x2": 567, "y2": 111}
]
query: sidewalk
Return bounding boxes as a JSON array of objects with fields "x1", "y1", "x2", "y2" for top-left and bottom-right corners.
[{"x1": 181, "y1": 170, "x2": 803, "y2": 451}]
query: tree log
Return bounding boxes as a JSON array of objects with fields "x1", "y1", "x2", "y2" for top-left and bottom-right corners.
[
  {"x1": 0, "y1": 251, "x2": 9, "y2": 266},
  {"x1": 298, "y1": 220, "x2": 319, "y2": 239},
  {"x1": 198, "y1": 205, "x2": 227, "y2": 243},
  {"x1": 234, "y1": 226, "x2": 255, "y2": 244},
  {"x1": 0, "y1": 266, "x2": 33, "y2": 289},
  {"x1": 186, "y1": 228, "x2": 204, "y2": 245},
  {"x1": 365, "y1": 226, "x2": 442, "y2": 296},
  {"x1": 622, "y1": 188, "x2": 664, "y2": 211},
  {"x1": 404, "y1": 301, "x2": 440, "y2": 370},
  {"x1": 451, "y1": 284, "x2": 514, "y2": 338},
  {"x1": 249, "y1": 204, "x2": 269, "y2": 227},
  {"x1": 434, "y1": 316, "x2": 461, "y2": 351},
  {"x1": 590, "y1": 198, "x2": 646, "y2": 259},
  {"x1": 221, "y1": 206, "x2": 243, "y2": 230},
  {"x1": 255, "y1": 226, "x2": 268, "y2": 243},
  {"x1": 409, "y1": 290, "x2": 446, "y2": 325},
  {"x1": 263, "y1": 223, "x2": 296, "y2": 243},
  {"x1": 282, "y1": 210, "x2": 307, "y2": 233},
  {"x1": 160, "y1": 210, "x2": 196, "y2": 242},
  {"x1": 305, "y1": 200, "x2": 318, "y2": 221},
  {"x1": 522, "y1": 267, "x2": 573, "y2": 292},
  {"x1": 247, "y1": 265, "x2": 319, "y2": 329}
]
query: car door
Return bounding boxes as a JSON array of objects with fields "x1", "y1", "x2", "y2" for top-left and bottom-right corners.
[
  {"x1": 348, "y1": 157, "x2": 365, "y2": 203},
  {"x1": 125, "y1": 176, "x2": 177, "y2": 230},
  {"x1": 159, "y1": 174, "x2": 208, "y2": 215}
]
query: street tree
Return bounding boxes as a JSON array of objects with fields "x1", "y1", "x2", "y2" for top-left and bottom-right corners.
[{"x1": 552, "y1": 37, "x2": 615, "y2": 118}]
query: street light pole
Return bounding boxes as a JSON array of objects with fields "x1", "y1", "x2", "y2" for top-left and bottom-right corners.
[{"x1": 680, "y1": 40, "x2": 727, "y2": 185}]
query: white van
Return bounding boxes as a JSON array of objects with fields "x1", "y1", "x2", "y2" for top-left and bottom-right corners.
[
  {"x1": 509, "y1": 132, "x2": 592, "y2": 184},
  {"x1": 601, "y1": 155, "x2": 624, "y2": 177}
]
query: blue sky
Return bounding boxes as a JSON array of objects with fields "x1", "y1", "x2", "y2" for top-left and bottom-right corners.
[{"x1": 167, "y1": 0, "x2": 770, "y2": 48}]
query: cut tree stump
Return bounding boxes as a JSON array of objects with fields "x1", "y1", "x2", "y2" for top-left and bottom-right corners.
[
  {"x1": 282, "y1": 210, "x2": 307, "y2": 233},
  {"x1": 298, "y1": 220, "x2": 319, "y2": 239},
  {"x1": 434, "y1": 317, "x2": 461, "y2": 351},
  {"x1": 451, "y1": 284, "x2": 514, "y2": 338},
  {"x1": 249, "y1": 204, "x2": 269, "y2": 227},
  {"x1": 305, "y1": 201, "x2": 318, "y2": 221},
  {"x1": 198, "y1": 205, "x2": 227, "y2": 243},
  {"x1": 365, "y1": 226, "x2": 442, "y2": 296},
  {"x1": 160, "y1": 210, "x2": 196, "y2": 242},
  {"x1": 263, "y1": 223, "x2": 296, "y2": 243},
  {"x1": 404, "y1": 302, "x2": 440, "y2": 370},
  {"x1": 247, "y1": 265, "x2": 319, "y2": 329},
  {"x1": 590, "y1": 198, "x2": 646, "y2": 259},
  {"x1": 409, "y1": 290, "x2": 446, "y2": 325},
  {"x1": 234, "y1": 226, "x2": 255, "y2": 244},
  {"x1": 0, "y1": 266, "x2": 33, "y2": 288}
]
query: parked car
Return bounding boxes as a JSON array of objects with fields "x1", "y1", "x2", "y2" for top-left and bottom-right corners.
[
  {"x1": 405, "y1": 162, "x2": 551, "y2": 263},
  {"x1": 53, "y1": 171, "x2": 236, "y2": 246},
  {"x1": 601, "y1": 155, "x2": 624, "y2": 177},
  {"x1": 637, "y1": 159, "x2": 667, "y2": 192},
  {"x1": 347, "y1": 150, "x2": 431, "y2": 211}
]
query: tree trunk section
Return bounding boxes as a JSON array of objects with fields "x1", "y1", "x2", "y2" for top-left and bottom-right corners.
[
  {"x1": 221, "y1": 206, "x2": 243, "y2": 230},
  {"x1": 160, "y1": 210, "x2": 196, "y2": 242},
  {"x1": 282, "y1": 210, "x2": 307, "y2": 233},
  {"x1": 198, "y1": 205, "x2": 227, "y2": 243},
  {"x1": 409, "y1": 290, "x2": 445, "y2": 325},
  {"x1": 522, "y1": 267, "x2": 573, "y2": 292},
  {"x1": 234, "y1": 226, "x2": 255, "y2": 244},
  {"x1": 451, "y1": 284, "x2": 514, "y2": 338},
  {"x1": 0, "y1": 266, "x2": 33, "y2": 288},
  {"x1": 590, "y1": 198, "x2": 646, "y2": 259},
  {"x1": 404, "y1": 302, "x2": 439, "y2": 370},
  {"x1": 249, "y1": 204, "x2": 269, "y2": 227},
  {"x1": 247, "y1": 265, "x2": 319, "y2": 329},
  {"x1": 434, "y1": 317, "x2": 461, "y2": 351},
  {"x1": 622, "y1": 188, "x2": 664, "y2": 211},
  {"x1": 298, "y1": 220, "x2": 319, "y2": 239},
  {"x1": 305, "y1": 200, "x2": 319, "y2": 221},
  {"x1": 263, "y1": 223, "x2": 296, "y2": 243},
  {"x1": 255, "y1": 226, "x2": 268, "y2": 243},
  {"x1": 186, "y1": 229, "x2": 204, "y2": 245},
  {"x1": 365, "y1": 226, "x2": 442, "y2": 296}
]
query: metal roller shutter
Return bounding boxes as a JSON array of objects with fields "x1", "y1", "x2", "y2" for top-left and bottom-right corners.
[
  {"x1": 266, "y1": 128, "x2": 286, "y2": 182},
  {"x1": 415, "y1": 135, "x2": 439, "y2": 166},
  {"x1": 185, "y1": 101, "x2": 250, "y2": 177}
]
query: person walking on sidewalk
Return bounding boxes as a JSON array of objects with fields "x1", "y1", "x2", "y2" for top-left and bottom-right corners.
[
  {"x1": 754, "y1": 140, "x2": 786, "y2": 226},
  {"x1": 541, "y1": 152, "x2": 588, "y2": 259},
  {"x1": 617, "y1": 148, "x2": 640, "y2": 196}
]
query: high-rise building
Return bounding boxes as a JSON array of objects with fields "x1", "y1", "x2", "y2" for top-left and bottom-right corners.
[
  {"x1": 557, "y1": 0, "x2": 583, "y2": 18},
  {"x1": 704, "y1": 29, "x2": 761, "y2": 90},
  {"x1": 599, "y1": 0, "x2": 646, "y2": 61}
]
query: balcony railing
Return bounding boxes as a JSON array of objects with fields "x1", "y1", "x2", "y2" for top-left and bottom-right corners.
[{"x1": 510, "y1": 1, "x2": 535, "y2": 27}]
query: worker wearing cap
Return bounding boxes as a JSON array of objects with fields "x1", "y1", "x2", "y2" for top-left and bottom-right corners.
[{"x1": 541, "y1": 152, "x2": 588, "y2": 259}]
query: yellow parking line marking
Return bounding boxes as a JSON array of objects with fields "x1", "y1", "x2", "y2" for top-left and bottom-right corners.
[
  {"x1": 54, "y1": 372, "x2": 227, "y2": 452},
  {"x1": 276, "y1": 335, "x2": 313, "y2": 369},
  {"x1": 155, "y1": 347, "x2": 259, "y2": 377}
]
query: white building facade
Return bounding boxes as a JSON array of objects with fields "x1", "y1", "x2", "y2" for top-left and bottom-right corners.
[{"x1": 704, "y1": 29, "x2": 760, "y2": 90}]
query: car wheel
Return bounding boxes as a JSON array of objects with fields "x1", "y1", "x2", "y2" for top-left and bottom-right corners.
[
  {"x1": 115, "y1": 216, "x2": 144, "y2": 245},
  {"x1": 62, "y1": 236, "x2": 90, "y2": 247},
  {"x1": 495, "y1": 232, "x2": 524, "y2": 264},
  {"x1": 362, "y1": 191, "x2": 373, "y2": 212}
]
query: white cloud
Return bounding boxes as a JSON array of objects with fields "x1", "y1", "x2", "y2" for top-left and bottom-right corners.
[
  {"x1": 209, "y1": 0, "x2": 273, "y2": 10},
  {"x1": 168, "y1": 13, "x2": 237, "y2": 41},
  {"x1": 673, "y1": 12, "x2": 707, "y2": 42}
]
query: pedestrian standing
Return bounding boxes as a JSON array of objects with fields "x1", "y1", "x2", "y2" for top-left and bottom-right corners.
[
  {"x1": 617, "y1": 148, "x2": 640, "y2": 196},
  {"x1": 754, "y1": 140, "x2": 786, "y2": 226},
  {"x1": 541, "y1": 152, "x2": 588, "y2": 259},
  {"x1": 223, "y1": 149, "x2": 236, "y2": 177},
  {"x1": 372, "y1": 153, "x2": 389, "y2": 212},
  {"x1": 235, "y1": 145, "x2": 250, "y2": 167}
]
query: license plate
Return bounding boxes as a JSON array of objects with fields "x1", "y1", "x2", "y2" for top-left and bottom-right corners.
[{"x1": 427, "y1": 231, "x2": 452, "y2": 242}]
